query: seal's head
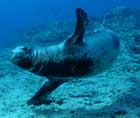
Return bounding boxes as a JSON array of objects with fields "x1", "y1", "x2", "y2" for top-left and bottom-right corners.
[{"x1": 11, "y1": 46, "x2": 33, "y2": 69}]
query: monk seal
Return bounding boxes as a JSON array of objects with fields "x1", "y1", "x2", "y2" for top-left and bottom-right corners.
[{"x1": 11, "y1": 8, "x2": 120, "y2": 106}]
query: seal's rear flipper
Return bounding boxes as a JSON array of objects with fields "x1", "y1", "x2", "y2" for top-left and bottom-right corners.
[
  {"x1": 67, "y1": 8, "x2": 88, "y2": 45},
  {"x1": 27, "y1": 80, "x2": 64, "y2": 106},
  {"x1": 76, "y1": 8, "x2": 88, "y2": 27}
]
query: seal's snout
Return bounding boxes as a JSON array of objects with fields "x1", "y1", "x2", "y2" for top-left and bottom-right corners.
[
  {"x1": 11, "y1": 46, "x2": 30, "y2": 64},
  {"x1": 10, "y1": 45, "x2": 33, "y2": 70},
  {"x1": 11, "y1": 50, "x2": 14, "y2": 59},
  {"x1": 11, "y1": 50, "x2": 19, "y2": 64},
  {"x1": 11, "y1": 49, "x2": 17, "y2": 61}
]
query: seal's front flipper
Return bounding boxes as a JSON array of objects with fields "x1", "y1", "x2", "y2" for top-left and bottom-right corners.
[
  {"x1": 67, "y1": 8, "x2": 88, "y2": 45},
  {"x1": 27, "y1": 80, "x2": 64, "y2": 106}
]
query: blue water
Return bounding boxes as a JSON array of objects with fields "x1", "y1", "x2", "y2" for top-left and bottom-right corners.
[{"x1": 0, "y1": 0, "x2": 140, "y2": 46}]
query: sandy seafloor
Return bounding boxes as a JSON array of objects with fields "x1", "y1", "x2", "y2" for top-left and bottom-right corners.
[{"x1": 0, "y1": 7, "x2": 140, "y2": 118}]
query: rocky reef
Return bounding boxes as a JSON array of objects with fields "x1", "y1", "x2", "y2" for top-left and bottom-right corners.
[{"x1": 0, "y1": 7, "x2": 140, "y2": 118}]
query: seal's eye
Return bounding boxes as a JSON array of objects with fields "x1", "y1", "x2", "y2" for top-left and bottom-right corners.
[
  {"x1": 11, "y1": 51, "x2": 14, "y2": 54},
  {"x1": 22, "y1": 47, "x2": 28, "y2": 51}
]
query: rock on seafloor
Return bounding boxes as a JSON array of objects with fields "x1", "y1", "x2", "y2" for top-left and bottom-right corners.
[{"x1": 0, "y1": 7, "x2": 140, "y2": 118}]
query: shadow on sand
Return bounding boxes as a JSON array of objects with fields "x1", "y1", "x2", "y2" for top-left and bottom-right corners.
[{"x1": 32, "y1": 80, "x2": 140, "y2": 118}]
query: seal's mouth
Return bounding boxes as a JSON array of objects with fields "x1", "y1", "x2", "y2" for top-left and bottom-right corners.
[
  {"x1": 11, "y1": 57, "x2": 19, "y2": 65},
  {"x1": 10, "y1": 54, "x2": 23, "y2": 65},
  {"x1": 11, "y1": 54, "x2": 33, "y2": 69}
]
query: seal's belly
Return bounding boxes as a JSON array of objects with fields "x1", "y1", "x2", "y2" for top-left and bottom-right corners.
[{"x1": 37, "y1": 58, "x2": 93, "y2": 77}]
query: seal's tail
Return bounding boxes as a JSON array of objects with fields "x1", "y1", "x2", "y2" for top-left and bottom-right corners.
[
  {"x1": 72, "y1": 8, "x2": 88, "y2": 44},
  {"x1": 100, "y1": 15, "x2": 106, "y2": 29},
  {"x1": 66, "y1": 8, "x2": 88, "y2": 45},
  {"x1": 76, "y1": 8, "x2": 88, "y2": 26}
]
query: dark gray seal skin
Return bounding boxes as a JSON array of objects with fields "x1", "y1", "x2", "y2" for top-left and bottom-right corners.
[{"x1": 11, "y1": 8, "x2": 120, "y2": 106}]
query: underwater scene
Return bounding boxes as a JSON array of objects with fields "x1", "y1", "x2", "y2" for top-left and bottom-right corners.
[{"x1": 0, "y1": 0, "x2": 140, "y2": 118}]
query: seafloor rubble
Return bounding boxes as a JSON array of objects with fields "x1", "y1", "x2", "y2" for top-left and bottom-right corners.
[{"x1": 0, "y1": 7, "x2": 140, "y2": 118}]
